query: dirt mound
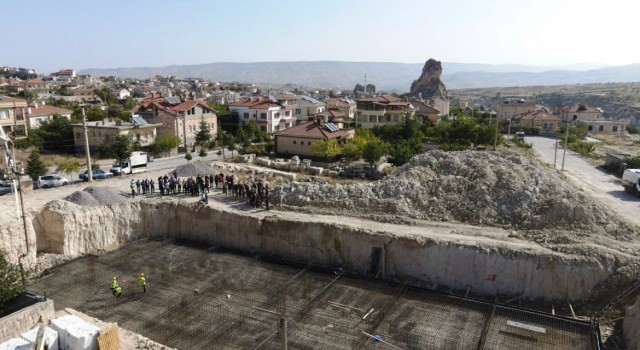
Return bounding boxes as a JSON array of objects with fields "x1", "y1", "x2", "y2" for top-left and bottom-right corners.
[
  {"x1": 277, "y1": 150, "x2": 634, "y2": 234},
  {"x1": 64, "y1": 186, "x2": 128, "y2": 206}
]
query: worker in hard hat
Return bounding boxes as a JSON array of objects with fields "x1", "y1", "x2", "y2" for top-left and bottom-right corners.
[{"x1": 138, "y1": 272, "x2": 146, "y2": 293}]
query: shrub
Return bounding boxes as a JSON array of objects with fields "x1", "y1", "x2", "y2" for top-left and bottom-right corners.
[
  {"x1": 440, "y1": 143, "x2": 469, "y2": 152},
  {"x1": 627, "y1": 125, "x2": 639, "y2": 134}
]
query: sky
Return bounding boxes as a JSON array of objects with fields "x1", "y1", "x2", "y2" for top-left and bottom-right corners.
[{"x1": 3, "y1": 0, "x2": 640, "y2": 74}]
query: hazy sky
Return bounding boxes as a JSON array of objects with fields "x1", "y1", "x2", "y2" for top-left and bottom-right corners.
[{"x1": 4, "y1": 0, "x2": 639, "y2": 73}]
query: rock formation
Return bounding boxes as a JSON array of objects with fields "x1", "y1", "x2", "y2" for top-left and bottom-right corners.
[{"x1": 410, "y1": 58, "x2": 448, "y2": 99}]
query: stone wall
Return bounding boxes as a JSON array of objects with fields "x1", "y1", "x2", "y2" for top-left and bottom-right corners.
[
  {"x1": 0, "y1": 300, "x2": 55, "y2": 343},
  {"x1": 9, "y1": 200, "x2": 616, "y2": 301}
]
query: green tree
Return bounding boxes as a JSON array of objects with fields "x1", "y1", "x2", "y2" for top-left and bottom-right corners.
[
  {"x1": 627, "y1": 125, "x2": 639, "y2": 134},
  {"x1": 25, "y1": 114, "x2": 74, "y2": 153},
  {"x1": 312, "y1": 139, "x2": 341, "y2": 161},
  {"x1": 195, "y1": 117, "x2": 212, "y2": 150},
  {"x1": 185, "y1": 152, "x2": 193, "y2": 163},
  {"x1": 112, "y1": 134, "x2": 132, "y2": 163},
  {"x1": 362, "y1": 139, "x2": 387, "y2": 168},
  {"x1": 56, "y1": 157, "x2": 81, "y2": 181},
  {"x1": 388, "y1": 139, "x2": 423, "y2": 166},
  {"x1": 151, "y1": 135, "x2": 181, "y2": 157},
  {"x1": 227, "y1": 135, "x2": 237, "y2": 157},
  {"x1": 25, "y1": 150, "x2": 47, "y2": 181},
  {"x1": 0, "y1": 251, "x2": 25, "y2": 304}
]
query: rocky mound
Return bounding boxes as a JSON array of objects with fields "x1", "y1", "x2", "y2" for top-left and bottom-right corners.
[
  {"x1": 64, "y1": 186, "x2": 129, "y2": 206},
  {"x1": 276, "y1": 150, "x2": 633, "y2": 234},
  {"x1": 409, "y1": 58, "x2": 448, "y2": 99}
]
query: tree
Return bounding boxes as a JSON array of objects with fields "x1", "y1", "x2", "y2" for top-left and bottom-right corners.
[
  {"x1": 25, "y1": 114, "x2": 74, "y2": 153},
  {"x1": 388, "y1": 139, "x2": 422, "y2": 166},
  {"x1": 199, "y1": 148, "x2": 207, "y2": 158},
  {"x1": 185, "y1": 152, "x2": 193, "y2": 163},
  {"x1": 195, "y1": 117, "x2": 212, "y2": 150},
  {"x1": 25, "y1": 150, "x2": 47, "y2": 181},
  {"x1": 112, "y1": 134, "x2": 132, "y2": 163},
  {"x1": 627, "y1": 125, "x2": 640, "y2": 134},
  {"x1": 151, "y1": 135, "x2": 181, "y2": 157},
  {"x1": 56, "y1": 157, "x2": 81, "y2": 181},
  {"x1": 362, "y1": 139, "x2": 387, "y2": 168},
  {"x1": 312, "y1": 139, "x2": 341, "y2": 161},
  {"x1": 0, "y1": 251, "x2": 25, "y2": 304},
  {"x1": 227, "y1": 136, "x2": 237, "y2": 158}
]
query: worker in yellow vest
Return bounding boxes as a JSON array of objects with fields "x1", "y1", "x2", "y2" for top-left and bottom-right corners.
[
  {"x1": 138, "y1": 272, "x2": 146, "y2": 293},
  {"x1": 110, "y1": 276, "x2": 122, "y2": 297}
]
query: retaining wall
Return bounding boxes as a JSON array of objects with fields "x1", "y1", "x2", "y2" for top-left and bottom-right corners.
[
  {"x1": 17, "y1": 200, "x2": 617, "y2": 302},
  {"x1": 0, "y1": 300, "x2": 54, "y2": 343}
]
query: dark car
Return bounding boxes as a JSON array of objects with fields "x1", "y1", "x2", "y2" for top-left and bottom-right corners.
[
  {"x1": 0, "y1": 181, "x2": 15, "y2": 196},
  {"x1": 79, "y1": 169, "x2": 114, "y2": 181}
]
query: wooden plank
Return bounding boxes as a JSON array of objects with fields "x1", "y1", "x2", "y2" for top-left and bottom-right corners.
[
  {"x1": 98, "y1": 323, "x2": 120, "y2": 350},
  {"x1": 507, "y1": 320, "x2": 546, "y2": 334}
]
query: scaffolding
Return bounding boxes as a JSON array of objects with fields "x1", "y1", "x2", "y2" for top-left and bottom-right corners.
[{"x1": 29, "y1": 240, "x2": 600, "y2": 350}]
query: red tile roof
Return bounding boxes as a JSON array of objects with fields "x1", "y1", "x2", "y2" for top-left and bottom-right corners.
[
  {"x1": 132, "y1": 98, "x2": 213, "y2": 115},
  {"x1": 512, "y1": 110, "x2": 561, "y2": 121},
  {"x1": 274, "y1": 120, "x2": 353, "y2": 139},
  {"x1": 229, "y1": 96, "x2": 283, "y2": 109},
  {"x1": 17, "y1": 105, "x2": 72, "y2": 117},
  {"x1": 0, "y1": 96, "x2": 28, "y2": 104}
]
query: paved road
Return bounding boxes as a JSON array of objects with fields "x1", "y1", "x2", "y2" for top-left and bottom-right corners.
[{"x1": 528, "y1": 135, "x2": 640, "y2": 226}]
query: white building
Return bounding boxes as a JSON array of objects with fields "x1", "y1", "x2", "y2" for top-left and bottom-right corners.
[{"x1": 228, "y1": 95, "x2": 295, "y2": 133}]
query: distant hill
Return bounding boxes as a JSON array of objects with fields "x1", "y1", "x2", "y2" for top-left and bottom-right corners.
[{"x1": 80, "y1": 61, "x2": 640, "y2": 91}]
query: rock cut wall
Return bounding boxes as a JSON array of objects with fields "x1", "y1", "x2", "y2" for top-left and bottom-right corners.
[{"x1": 8, "y1": 200, "x2": 619, "y2": 301}]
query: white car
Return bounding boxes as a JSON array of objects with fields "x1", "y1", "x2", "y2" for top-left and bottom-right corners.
[{"x1": 38, "y1": 175, "x2": 70, "y2": 188}]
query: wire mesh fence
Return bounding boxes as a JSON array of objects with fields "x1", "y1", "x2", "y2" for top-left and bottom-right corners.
[{"x1": 28, "y1": 240, "x2": 599, "y2": 350}]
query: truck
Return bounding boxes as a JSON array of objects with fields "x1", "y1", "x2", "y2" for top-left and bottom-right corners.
[
  {"x1": 622, "y1": 169, "x2": 640, "y2": 195},
  {"x1": 110, "y1": 151, "x2": 148, "y2": 175}
]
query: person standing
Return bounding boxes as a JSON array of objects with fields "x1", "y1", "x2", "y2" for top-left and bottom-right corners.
[
  {"x1": 130, "y1": 180, "x2": 136, "y2": 198},
  {"x1": 138, "y1": 272, "x2": 146, "y2": 293}
]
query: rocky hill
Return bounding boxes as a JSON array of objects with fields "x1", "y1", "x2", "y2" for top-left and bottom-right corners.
[
  {"x1": 409, "y1": 58, "x2": 448, "y2": 99},
  {"x1": 80, "y1": 61, "x2": 640, "y2": 90}
]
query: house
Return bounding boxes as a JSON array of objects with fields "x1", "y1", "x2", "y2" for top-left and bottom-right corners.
[
  {"x1": 293, "y1": 95, "x2": 325, "y2": 124},
  {"x1": 0, "y1": 96, "x2": 28, "y2": 138},
  {"x1": 411, "y1": 98, "x2": 442, "y2": 125},
  {"x1": 558, "y1": 104, "x2": 603, "y2": 122},
  {"x1": 132, "y1": 96, "x2": 217, "y2": 149},
  {"x1": 325, "y1": 98, "x2": 356, "y2": 121},
  {"x1": 355, "y1": 95, "x2": 415, "y2": 129},
  {"x1": 16, "y1": 102, "x2": 72, "y2": 129},
  {"x1": 228, "y1": 95, "x2": 295, "y2": 133},
  {"x1": 70, "y1": 88, "x2": 95, "y2": 99},
  {"x1": 71, "y1": 116, "x2": 162, "y2": 154},
  {"x1": 23, "y1": 79, "x2": 49, "y2": 95},
  {"x1": 314, "y1": 110, "x2": 354, "y2": 129},
  {"x1": 274, "y1": 119, "x2": 354, "y2": 157},
  {"x1": 496, "y1": 99, "x2": 538, "y2": 121},
  {"x1": 558, "y1": 104, "x2": 626, "y2": 136},
  {"x1": 511, "y1": 111, "x2": 562, "y2": 132},
  {"x1": 112, "y1": 88, "x2": 131, "y2": 100}
]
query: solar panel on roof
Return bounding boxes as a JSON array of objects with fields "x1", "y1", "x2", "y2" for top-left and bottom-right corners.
[
  {"x1": 132, "y1": 116, "x2": 148, "y2": 125},
  {"x1": 165, "y1": 96, "x2": 180, "y2": 104},
  {"x1": 325, "y1": 123, "x2": 339, "y2": 132}
]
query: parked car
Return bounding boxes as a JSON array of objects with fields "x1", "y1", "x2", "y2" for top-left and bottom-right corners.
[
  {"x1": 0, "y1": 181, "x2": 15, "y2": 196},
  {"x1": 38, "y1": 175, "x2": 70, "y2": 188},
  {"x1": 515, "y1": 131, "x2": 526, "y2": 140},
  {"x1": 79, "y1": 169, "x2": 113, "y2": 181}
]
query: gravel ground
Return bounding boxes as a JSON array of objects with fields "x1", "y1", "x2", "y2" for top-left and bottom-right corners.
[{"x1": 63, "y1": 186, "x2": 130, "y2": 206}]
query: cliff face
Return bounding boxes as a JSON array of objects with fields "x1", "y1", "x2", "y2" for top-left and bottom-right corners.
[{"x1": 410, "y1": 58, "x2": 448, "y2": 99}]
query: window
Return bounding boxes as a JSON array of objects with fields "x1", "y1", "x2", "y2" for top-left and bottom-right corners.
[
  {"x1": 244, "y1": 112, "x2": 249, "y2": 119},
  {"x1": 260, "y1": 113, "x2": 267, "y2": 119},
  {"x1": 599, "y1": 125, "x2": 604, "y2": 132},
  {"x1": 0, "y1": 110, "x2": 8, "y2": 119},
  {"x1": 260, "y1": 126, "x2": 266, "y2": 132},
  {"x1": 274, "y1": 112, "x2": 280, "y2": 118},
  {"x1": 285, "y1": 111, "x2": 290, "y2": 117},
  {"x1": 588, "y1": 125, "x2": 593, "y2": 131},
  {"x1": 613, "y1": 126, "x2": 618, "y2": 132},
  {"x1": 293, "y1": 140, "x2": 296, "y2": 144},
  {"x1": 308, "y1": 142, "x2": 311, "y2": 146},
  {"x1": 386, "y1": 115, "x2": 391, "y2": 122},
  {"x1": 295, "y1": 109, "x2": 301, "y2": 114}
]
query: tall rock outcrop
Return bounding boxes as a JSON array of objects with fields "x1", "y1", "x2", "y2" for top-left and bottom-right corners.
[{"x1": 410, "y1": 58, "x2": 448, "y2": 99}]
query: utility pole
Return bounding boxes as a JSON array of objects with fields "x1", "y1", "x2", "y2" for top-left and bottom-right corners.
[
  {"x1": 493, "y1": 115, "x2": 499, "y2": 150},
  {"x1": 553, "y1": 137, "x2": 559, "y2": 169},
  {"x1": 561, "y1": 116, "x2": 576, "y2": 172},
  {"x1": 82, "y1": 108, "x2": 93, "y2": 182}
]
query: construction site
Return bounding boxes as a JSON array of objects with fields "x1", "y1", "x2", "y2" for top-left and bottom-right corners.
[
  {"x1": 28, "y1": 240, "x2": 600, "y2": 349},
  {"x1": 2, "y1": 150, "x2": 640, "y2": 349}
]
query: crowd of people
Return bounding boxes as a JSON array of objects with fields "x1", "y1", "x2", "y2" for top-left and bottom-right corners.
[{"x1": 128, "y1": 171, "x2": 274, "y2": 210}]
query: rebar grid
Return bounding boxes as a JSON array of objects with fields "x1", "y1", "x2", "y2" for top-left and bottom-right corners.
[
  {"x1": 482, "y1": 306, "x2": 594, "y2": 350},
  {"x1": 28, "y1": 241, "x2": 599, "y2": 350}
]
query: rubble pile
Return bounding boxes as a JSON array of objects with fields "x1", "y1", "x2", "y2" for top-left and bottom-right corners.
[
  {"x1": 64, "y1": 186, "x2": 128, "y2": 206},
  {"x1": 277, "y1": 150, "x2": 631, "y2": 233}
]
